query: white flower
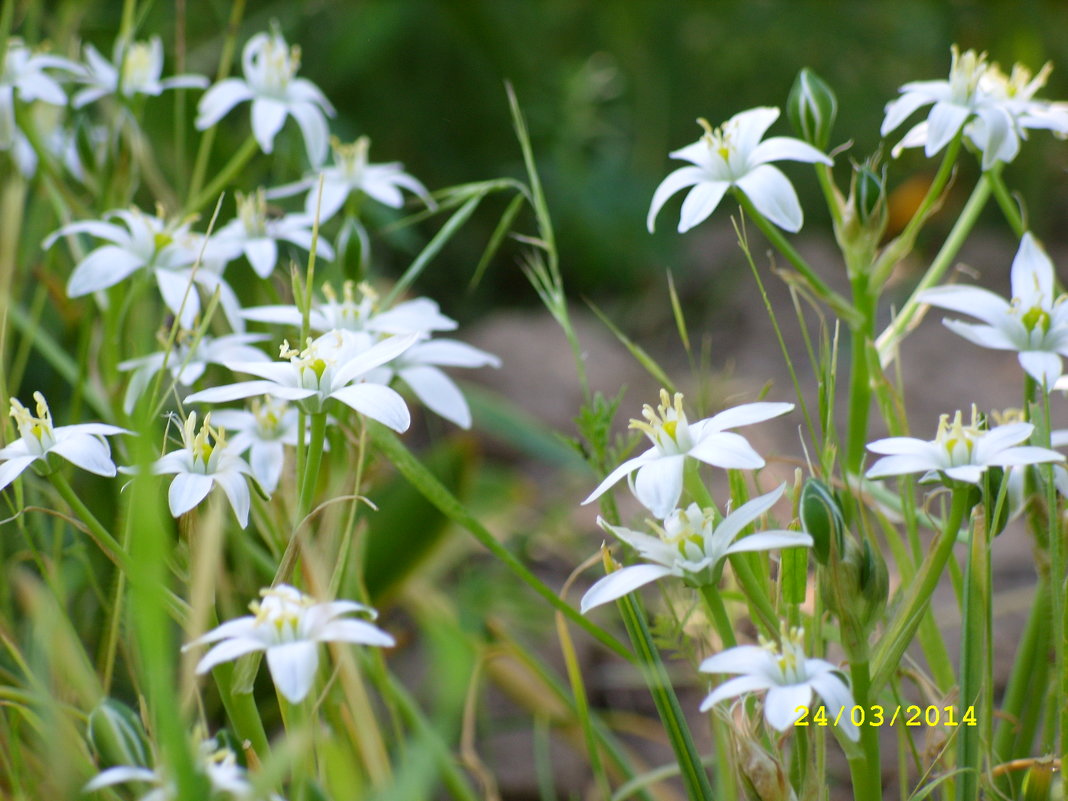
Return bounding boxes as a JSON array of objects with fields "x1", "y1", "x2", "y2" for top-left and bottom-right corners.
[
  {"x1": 210, "y1": 398, "x2": 307, "y2": 494},
  {"x1": 184, "y1": 584, "x2": 393, "y2": 703},
  {"x1": 118, "y1": 330, "x2": 270, "y2": 414},
  {"x1": 84, "y1": 736, "x2": 277, "y2": 801},
  {"x1": 0, "y1": 39, "x2": 82, "y2": 150},
  {"x1": 920, "y1": 233, "x2": 1068, "y2": 386},
  {"x1": 195, "y1": 30, "x2": 335, "y2": 165},
  {"x1": 72, "y1": 36, "x2": 208, "y2": 108},
  {"x1": 865, "y1": 405, "x2": 1064, "y2": 485},
  {"x1": 243, "y1": 281, "x2": 456, "y2": 337},
  {"x1": 882, "y1": 47, "x2": 1068, "y2": 170},
  {"x1": 211, "y1": 188, "x2": 334, "y2": 278},
  {"x1": 268, "y1": 136, "x2": 435, "y2": 222},
  {"x1": 581, "y1": 484, "x2": 812, "y2": 613},
  {"x1": 44, "y1": 207, "x2": 244, "y2": 331},
  {"x1": 699, "y1": 627, "x2": 859, "y2": 742},
  {"x1": 582, "y1": 390, "x2": 794, "y2": 519},
  {"x1": 0, "y1": 392, "x2": 127, "y2": 491},
  {"x1": 372, "y1": 338, "x2": 500, "y2": 429},
  {"x1": 185, "y1": 331, "x2": 417, "y2": 429},
  {"x1": 647, "y1": 107, "x2": 832, "y2": 234},
  {"x1": 151, "y1": 412, "x2": 255, "y2": 527}
]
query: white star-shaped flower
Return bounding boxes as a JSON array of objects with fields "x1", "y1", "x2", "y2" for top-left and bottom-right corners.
[
  {"x1": 582, "y1": 390, "x2": 793, "y2": 519},
  {"x1": 195, "y1": 29, "x2": 335, "y2": 165},
  {"x1": 865, "y1": 405, "x2": 1064, "y2": 485},
  {"x1": 151, "y1": 412, "x2": 256, "y2": 527},
  {"x1": 0, "y1": 39, "x2": 82, "y2": 150},
  {"x1": 211, "y1": 188, "x2": 334, "y2": 278},
  {"x1": 184, "y1": 331, "x2": 417, "y2": 430},
  {"x1": 581, "y1": 484, "x2": 812, "y2": 613},
  {"x1": 0, "y1": 392, "x2": 128, "y2": 492},
  {"x1": 700, "y1": 627, "x2": 859, "y2": 742},
  {"x1": 72, "y1": 36, "x2": 208, "y2": 108},
  {"x1": 647, "y1": 106, "x2": 832, "y2": 234},
  {"x1": 210, "y1": 398, "x2": 308, "y2": 495},
  {"x1": 920, "y1": 233, "x2": 1068, "y2": 386},
  {"x1": 184, "y1": 584, "x2": 393, "y2": 703},
  {"x1": 268, "y1": 135, "x2": 435, "y2": 223}
]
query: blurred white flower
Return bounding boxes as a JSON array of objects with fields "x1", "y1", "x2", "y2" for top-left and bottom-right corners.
[
  {"x1": 211, "y1": 188, "x2": 334, "y2": 278},
  {"x1": 44, "y1": 207, "x2": 243, "y2": 331},
  {"x1": 0, "y1": 392, "x2": 127, "y2": 491},
  {"x1": 72, "y1": 36, "x2": 208, "y2": 107},
  {"x1": 118, "y1": 331, "x2": 270, "y2": 414},
  {"x1": 196, "y1": 29, "x2": 335, "y2": 165},
  {"x1": 0, "y1": 39, "x2": 82, "y2": 149},
  {"x1": 700, "y1": 627, "x2": 859, "y2": 742},
  {"x1": 268, "y1": 135, "x2": 435, "y2": 222},
  {"x1": 883, "y1": 46, "x2": 1068, "y2": 170},
  {"x1": 582, "y1": 390, "x2": 793, "y2": 519},
  {"x1": 184, "y1": 584, "x2": 393, "y2": 703},
  {"x1": 921, "y1": 233, "x2": 1068, "y2": 386},
  {"x1": 84, "y1": 735, "x2": 278, "y2": 800},
  {"x1": 581, "y1": 484, "x2": 811, "y2": 613},
  {"x1": 866, "y1": 405, "x2": 1064, "y2": 485},
  {"x1": 185, "y1": 331, "x2": 417, "y2": 429},
  {"x1": 210, "y1": 398, "x2": 308, "y2": 494},
  {"x1": 151, "y1": 412, "x2": 255, "y2": 527},
  {"x1": 647, "y1": 107, "x2": 832, "y2": 234}
]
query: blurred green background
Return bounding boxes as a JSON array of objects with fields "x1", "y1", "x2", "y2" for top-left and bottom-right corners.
[{"x1": 24, "y1": 0, "x2": 1068, "y2": 318}]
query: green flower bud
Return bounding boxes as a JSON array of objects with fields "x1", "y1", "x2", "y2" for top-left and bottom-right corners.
[
  {"x1": 853, "y1": 164, "x2": 887, "y2": 229},
  {"x1": 857, "y1": 537, "x2": 889, "y2": 628},
  {"x1": 800, "y1": 477, "x2": 845, "y2": 565},
  {"x1": 87, "y1": 699, "x2": 149, "y2": 769},
  {"x1": 787, "y1": 68, "x2": 837, "y2": 150}
]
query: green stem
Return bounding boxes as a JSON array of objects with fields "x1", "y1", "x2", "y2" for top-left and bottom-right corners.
[
  {"x1": 49, "y1": 472, "x2": 129, "y2": 570},
  {"x1": 875, "y1": 175, "x2": 992, "y2": 364},
  {"x1": 847, "y1": 659, "x2": 881, "y2": 801},
  {"x1": 844, "y1": 276, "x2": 875, "y2": 475},
  {"x1": 699, "y1": 585, "x2": 736, "y2": 648},
  {"x1": 732, "y1": 189, "x2": 859, "y2": 326},
  {"x1": 183, "y1": 134, "x2": 258, "y2": 216},
  {"x1": 993, "y1": 580, "x2": 1050, "y2": 763},
  {"x1": 616, "y1": 591, "x2": 715, "y2": 801},
  {"x1": 956, "y1": 511, "x2": 988, "y2": 801},
  {"x1": 871, "y1": 488, "x2": 972, "y2": 692},
  {"x1": 210, "y1": 657, "x2": 271, "y2": 759},
  {"x1": 297, "y1": 412, "x2": 327, "y2": 523},
  {"x1": 985, "y1": 166, "x2": 1026, "y2": 237},
  {"x1": 1039, "y1": 388, "x2": 1066, "y2": 762}
]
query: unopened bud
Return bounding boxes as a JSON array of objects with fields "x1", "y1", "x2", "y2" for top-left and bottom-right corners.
[
  {"x1": 852, "y1": 163, "x2": 888, "y2": 235},
  {"x1": 800, "y1": 478, "x2": 845, "y2": 566},
  {"x1": 87, "y1": 699, "x2": 150, "y2": 769},
  {"x1": 787, "y1": 68, "x2": 837, "y2": 150}
]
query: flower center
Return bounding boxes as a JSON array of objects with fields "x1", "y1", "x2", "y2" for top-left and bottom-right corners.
[
  {"x1": 948, "y1": 45, "x2": 989, "y2": 104},
  {"x1": 321, "y1": 280, "x2": 376, "y2": 330},
  {"x1": 121, "y1": 41, "x2": 157, "y2": 93},
  {"x1": 1020, "y1": 304, "x2": 1052, "y2": 334},
  {"x1": 935, "y1": 406, "x2": 984, "y2": 465},
  {"x1": 333, "y1": 135, "x2": 371, "y2": 182},
  {"x1": 251, "y1": 396, "x2": 287, "y2": 438},
  {"x1": 280, "y1": 338, "x2": 333, "y2": 390},
  {"x1": 766, "y1": 626, "x2": 807, "y2": 685},
  {"x1": 182, "y1": 412, "x2": 226, "y2": 472},
  {"x1": 629, "y1": 389, "x2": 693, "y2": 455},
  {"x1": 252, "y1": 585, "x2": 315, "y2": 642},
  {"x1": 698, "y1": 117, "x2": 733, "y2": 163},
  {"x1": 236, "y1": 188, "x2": 269, "y2": 237},
  {"x1": 10, "y1": 392, "x2": 56, "y2": 453},
  {"x1": 255, "y1": 35, "x2": 300, "y2": 96}
]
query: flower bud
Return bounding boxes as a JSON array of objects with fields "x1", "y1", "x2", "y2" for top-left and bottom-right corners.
[
  {"x1": 800, "y1": 478, "x2": 845, "y2": 566},
  {"x1": 87, "y1": 699, "x2": 150, "y2": 770},
  {"x1": 787, "y1": 68, "x2": 837, "y2": 150},
  {"x1": 853, "y1": 164, "x2": 887, "y2": 230}
]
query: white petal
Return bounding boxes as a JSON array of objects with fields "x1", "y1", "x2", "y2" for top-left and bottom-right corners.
[
  {"x1": 251, "y1": 98, "x2": 288, "y2": 154},
  {"x1": 677, "y1": 180, "x2": 730, "y2": 234},
  {"x1": 809, "y1": 671, "x2": 860, "y2": 742},
  {"x1": 735, "y1": 164, "x2": 803, "y2": 232},
  {"x1": 924, "y1": 101, "x2": 970, "y2": 156},
  {"x1": 155, "y1": 269, "x2": 199, "y2": 329},
  {"x1": 186, "y1": 380, "x2": 312, "y2": 404},
  {"x1": 711, "y1": 484, "x2": 786, "y2": 543},
  {"x1": 731, "y1": 107, "x2": 781, "y2": 153},
  {"x1": 647, "y1": 166, "x2": 706, "y2": 232},
  {"x1": 688, "y1": 431, "x2": 765, "y2": 470},
  {"x1": 973, "y1": 422, "x2": 1034, "y2": 462},
  {"x1": 700, "y1": 644, "x2": 774, "y2": 675},
  {"x1": 942, "y1": 319, "x2": 1020, "y2": 352},
  {"x1": 920, "y1": 285, "x2": 1011, "y2": 325},
  {"x1": 266, "y1": 641, "x2": 320, "y2": 703},
  {"x1": 633, "y1": 454, "x2": 686, "y2": 518},
  {"x1": 84, "y1": 766, "x2": 159, "y2": 791},
  {"x1": 405, "y1": 339, "x2": 499, "y2": 368},
  {"x1": 1019, "y1": 351, "x2": 1063, "y2": 386},
  {"x1": 185, "y1": 616, "x2": 257, "y2": 646},
  {"x1": 289, "y1": 102, "x2": 330, "y2": 166},
  {"x1": 866, "y1": 435, "x2": 934, "y2": 455},
  {"x1": 881, "y1": 89, "x2": 939, "y2": 136},
  {"x1": 168, "y1": 472, "x2": 214, "y2": 517},
  {"x1": 699, "y1": 401, "x2": 793, "y2": 433},
  {"x1": 307, "y1": 177, "x2": 349, "y2": 222},
  {"x1": 316, "y1": 619, "x2": 395, "y2": 647},
  {"x1": 1011, "y1": 233, "x2": 1055, "y2": 306},
  {"x1": 332, "y1": 333, "x2": 419, "y2": 386},
  {"x1": 50, "y1": 435, "x2": 117, "y2": 476},
  {"x1": 196, "y1": 79, "x2": 254, "y2": 129},
  {"x1": 749, "y1": 137, "x2": 832, "y2": 167},
  {"x1": 194, "y1": 637, "x2": 265, "y2": 674},
  {"x1": 399, "y1": 365, "x2": 471, "y2": 428},
  {"x1": 987, "y1": 445, "x2": 1065, "y2": 468},
  {"x1": 250, "y1": 441, "x2": 284, "y2": 495},
  {"x1": 213, "y1": 470, "x2": 251, "y2": 527},
  {"x1": 943, "y1": 465, "x2": 984, "y2": 484},
  {"x1": 725, "y1": 530, "x2": 813, "y2": 554},
  {"x1": 0, "y1": 455, "x2": 38, "y2": 492},
  {"x1": 330, "y1": 383, "x2": 411, "y2": 432},
  {"x1": 244, "y1": 238, "x2": 278, "y2": 278},
  {"x1": 865, "y1": 453, "x2": 941, "y2": 479},
  {"x1": 582, "y1": 451, "x2": 658, "y2": 505},
  {"x1": 579, "y1": 564, "x2": 676, "y2": 614},
  {"x1": 764, "y1": 684, "x2": 814, "y2": 731},
  {"x1": 67, "y1": 246, "x2": 144, "y2": 296},
  {"x1": 699, "y1": 674, "x2": 775, "y2": 712}
]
